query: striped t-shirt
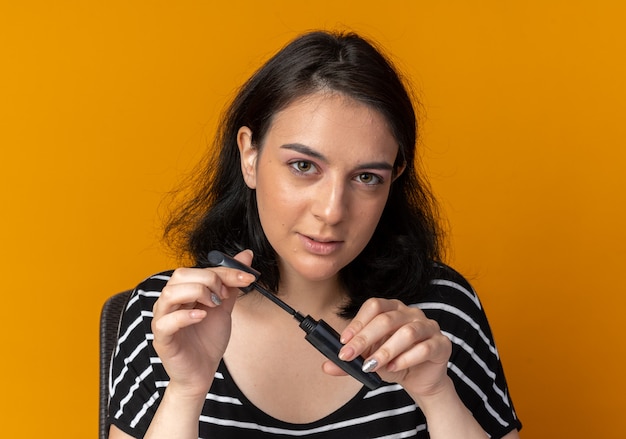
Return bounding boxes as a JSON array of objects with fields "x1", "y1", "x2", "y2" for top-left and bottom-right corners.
[{"x1": 108, "y1": 264, "x2": 521, "y2": 438}]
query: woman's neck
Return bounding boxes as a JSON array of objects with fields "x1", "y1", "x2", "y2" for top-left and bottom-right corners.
[{"x1": 274, "y1": 269, "x2": 347, "y2": 320}]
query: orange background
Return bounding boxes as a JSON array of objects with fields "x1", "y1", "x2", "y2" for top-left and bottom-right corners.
[{"x1": 1, "y1": 1, "x2": 624, "y2": 437}]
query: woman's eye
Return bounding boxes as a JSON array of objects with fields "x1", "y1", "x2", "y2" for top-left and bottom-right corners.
[
  {"x1": 355, "y1": 173, "x2": 382, "y2": 185},
  {"x1": 290, "y1": 160, "x2": 315, "y2": 174}
]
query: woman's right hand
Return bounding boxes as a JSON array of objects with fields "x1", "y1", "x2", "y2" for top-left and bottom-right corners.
[{"x1": 150, "y1": 249, "x2": 256, "y2": 398}]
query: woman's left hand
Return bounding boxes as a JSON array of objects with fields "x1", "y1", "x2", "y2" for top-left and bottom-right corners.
[{"x1": 325, "y1": 298, "x2": 452, "y2": 400}]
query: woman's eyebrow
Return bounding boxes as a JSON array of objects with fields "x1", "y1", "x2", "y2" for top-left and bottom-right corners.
[
  {"x1": 359, "y1": 161, "x2": 394, "y2": 171},
  {"x1": 281, "y1": 143, "x2": 326, "y2": 161},
  {"x1": 280, "y1": 143, "x2": 394, "y2": 171}
]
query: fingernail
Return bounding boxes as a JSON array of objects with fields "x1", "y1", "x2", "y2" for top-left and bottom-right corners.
[
  {"x1": 340, "y1": 329, "x2": 353, "y2": 344},
  {"x1": 238, "y1": 272, "x2": 256, "y2": 282},
  {"x1": 189, "y1": 309, "x2": 206, "y2": 319},
  {"x1": 210, "y1": 293, "x2": 222, "y2": 306},
  {"x1": 338, "y1": 346, "x2": 355, "y2": 361},
  {"x1": 362, "y1": 358, "x2": 378, "y2": 373}
]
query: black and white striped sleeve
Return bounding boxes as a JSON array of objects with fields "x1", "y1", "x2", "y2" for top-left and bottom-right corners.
[
  {"x1": 107, "y1": 272, "x2": 173, "y2": 437},
  {"x1": 416, "y1": 265, "x2": 522, "y2": 438}
]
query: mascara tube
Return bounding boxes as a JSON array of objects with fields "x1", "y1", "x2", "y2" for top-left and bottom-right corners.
[
  {"x1": 299, "y1": 316, "x2": 382, "y2": 390},
  {"x1": 207, "y1": 250, "x2": 382, "y2": 390}
]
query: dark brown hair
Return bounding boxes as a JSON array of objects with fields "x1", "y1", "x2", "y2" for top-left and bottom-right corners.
[{"x1": 164, "y1": 30, "x2": 443, "y2": 316}]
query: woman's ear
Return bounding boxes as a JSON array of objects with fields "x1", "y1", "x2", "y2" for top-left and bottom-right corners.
[
  {"x1": 237, "y1": 126, "x2": 258, "y2": 189},
  {"x1": 392, "y1": 161, "x2": 406, "y2": 182}
]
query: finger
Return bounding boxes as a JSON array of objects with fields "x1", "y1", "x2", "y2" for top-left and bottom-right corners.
[
  {"x1": 151, "y1": 307, "x2": 208, "y2": 343},
  {"x1": 194, "y1": 249, "x2": 256, "y2": 312},
  {"x1": 208, "y1": 249, "x2": 256, "y2": 303},
  {"x1": 321, "y1": 360, "x2": 349, "y2": 377},
  {"x1": 385, "y1": 331, "x2": 451, "y2": 372},
  {"x1": 364, "y1": 318, "x2": 446, "y2": 373},
  {"x1": 209, "y1": 258, "x2": 257, "y2": 294},
  {"x1": 169, "y1": 265, "x2": 256, "y2": 292},
  {"x1": 339, "y1": 298, "x2": 400, "y2": 344},
  {"x1": 154, "y1": 281, "x2": 220, "y2": 318},
  {"x1": 233, "y1": 249, "x2": 254, "y2": 267},
  {"x1": 165, "y1": 258, "x2": 256, "y2": 304},
  {"x1": 338, "y1": 308, "x2": 408, "y2": 362},
  {"x1": 170, "y1": 249, "x2": 254, "y2": 286}
]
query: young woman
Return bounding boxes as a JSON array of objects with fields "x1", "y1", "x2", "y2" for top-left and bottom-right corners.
[{"x1": 107, "y1": 31, "x2": 522, "y2": 438}]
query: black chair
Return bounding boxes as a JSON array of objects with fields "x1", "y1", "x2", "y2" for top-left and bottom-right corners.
[{"x1": 99, "y1": 290, "x2": 132, "y2": 439}]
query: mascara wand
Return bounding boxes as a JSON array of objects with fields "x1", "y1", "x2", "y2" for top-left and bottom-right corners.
[{"x1": 207, "y1": 250, "x2": 382, "y2": 390}]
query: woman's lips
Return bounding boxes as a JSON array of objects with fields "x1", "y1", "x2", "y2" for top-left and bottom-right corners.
[{"x1": 298, "y1": 233, "x2": 343, "y2": 255}]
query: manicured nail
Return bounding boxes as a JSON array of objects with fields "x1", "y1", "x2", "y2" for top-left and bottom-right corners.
[
  {"x1": 238, "y1": 272, "x2": 256, "y2": 282},
  {"x1": 189, "y1": 309, "x2": 206, "y2": 319},
  {"x1": 338, "y1": 346, "x2": 355, "y2": 361},
  {"x1": 340, "y1": 329, "x2": 353, "y2": 344},
  {"x1": 362, "y1": 358, "x2": 378, "y2": 373},
  {"x1": 210, "y1": 293, "x2": 222, "y2": 306}
]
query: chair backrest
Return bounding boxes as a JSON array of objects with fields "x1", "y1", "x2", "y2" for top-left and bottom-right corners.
[{"x1": 99, "y1": 290, "x2": 132, "y2": 439}]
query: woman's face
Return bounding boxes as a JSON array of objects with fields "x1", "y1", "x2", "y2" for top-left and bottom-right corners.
[{"x1": 238, "y1": 92, "x2": 400, "y2": 284}]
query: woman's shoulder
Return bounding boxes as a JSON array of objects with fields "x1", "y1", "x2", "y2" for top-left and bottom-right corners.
[
  {"x1": 121, "y1": 269, "x2": 175, "y2": 316},
  {"x1": 416, "y1": 263, "x2": 501, "y2": 363},
  {"x1": 429, "y1": 262, "x2": 478, "y2": 295},
  {"x1": 416, "y1": 262, "x2": 487, "y2": 321},
  {"x1": 133, "y1": 269, "x2": 176, "y2": 292},
  {"x1": 419, "y1": 263, "x2": 522, "y2": 436}
]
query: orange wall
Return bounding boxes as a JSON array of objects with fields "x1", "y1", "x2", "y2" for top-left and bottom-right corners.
[{"x1": 1, "y1": 1, "x2": 624, "y2": 437}]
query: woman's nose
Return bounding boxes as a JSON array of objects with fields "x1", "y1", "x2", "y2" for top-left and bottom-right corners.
[{"x1": 311, "y1": 178, "x2": 348, "y2": 225}]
